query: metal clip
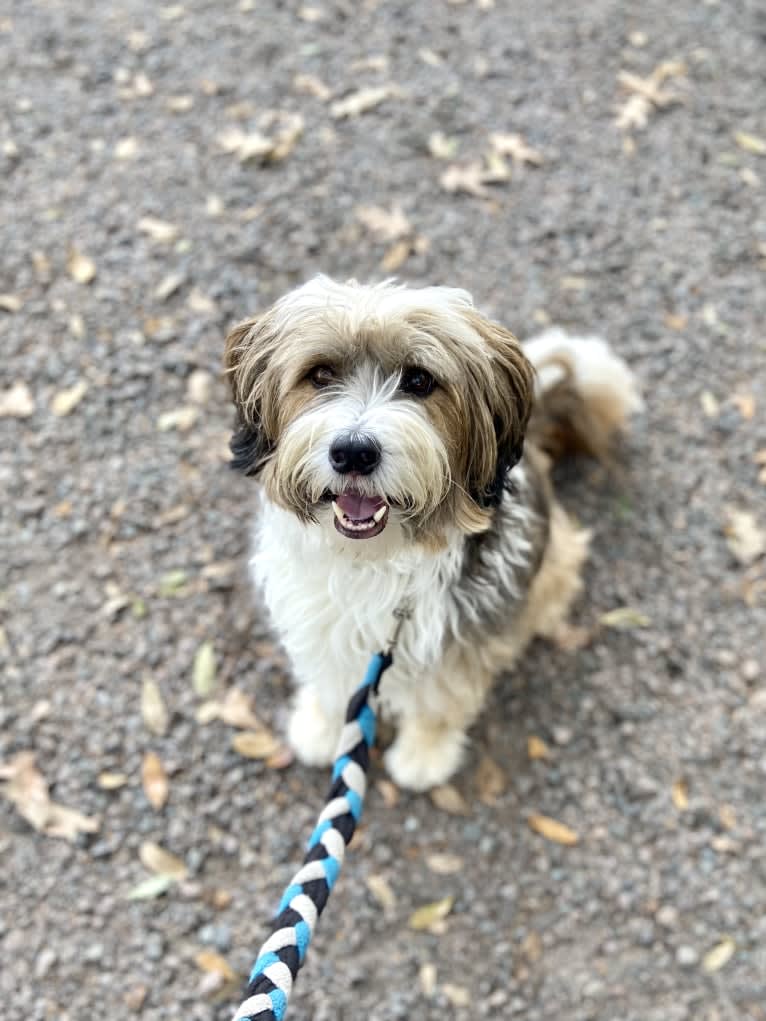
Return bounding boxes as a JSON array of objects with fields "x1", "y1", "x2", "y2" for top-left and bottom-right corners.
[{"x1": 385, "y1": 600, "x2": 413, "y2": 655}]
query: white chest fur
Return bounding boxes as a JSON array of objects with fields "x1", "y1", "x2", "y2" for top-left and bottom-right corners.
[{"x1": 251, "y1": 501, "x2": 465, "y2": 718}]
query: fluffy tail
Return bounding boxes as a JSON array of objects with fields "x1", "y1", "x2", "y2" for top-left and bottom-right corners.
[{"x1": 523, "y1": 328, "x2": 642, "y2": 462}]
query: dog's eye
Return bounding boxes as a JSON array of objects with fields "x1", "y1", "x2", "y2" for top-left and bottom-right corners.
[
  {"x1": 308, "y1": 365, "x2": 335, "y2": 388},
  {"x1": 400, "y1": 367, "x2": 435, "y2": 398}
]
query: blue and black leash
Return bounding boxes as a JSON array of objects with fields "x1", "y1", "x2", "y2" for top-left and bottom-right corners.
[{"x1": 231, "y1": 605, "x2": 411, "y2": 1021}]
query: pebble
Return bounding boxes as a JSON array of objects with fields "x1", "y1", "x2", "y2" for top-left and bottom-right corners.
[
  {"x1": 656, "y1": 905, "x2": 679, "y2": 929},
  {"x1": 34, "y1": 948, "x2": 58, "y2": 979},
  {"x1": 197, "y1": 923, "x2": 231, "y2": 952},
  {"x1": 676, "y1": 945, "x2": 699, "y2": 969}
]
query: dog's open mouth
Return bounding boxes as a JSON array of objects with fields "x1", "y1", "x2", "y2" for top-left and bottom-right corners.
[{"x1": 331, "y1": 492, "x2": 389, "y2": 539}]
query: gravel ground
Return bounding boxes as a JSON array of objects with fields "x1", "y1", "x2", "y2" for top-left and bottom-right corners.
[{"x1": 2, "y1": 2, "x2": 765, "y2": 1019}]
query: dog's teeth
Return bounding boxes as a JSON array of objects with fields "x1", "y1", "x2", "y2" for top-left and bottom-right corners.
[
  {"x1": 372, "y1": 504, "x2": 388, "y2": 523},
  {"x1": 331, "y1": 501, "x2": 344, "y2": 522}
]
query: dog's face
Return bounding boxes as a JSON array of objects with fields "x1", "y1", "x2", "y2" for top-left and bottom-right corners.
[{"x1": 224, "y1": 277, "x2": 534, "y2": 549}]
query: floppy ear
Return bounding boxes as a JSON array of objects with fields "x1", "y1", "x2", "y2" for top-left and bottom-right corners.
[
  {"x1": 223, "y1": 315, "x2": 277, "y2": 477},
  {"x1": 462, "y1": 310, "x2": 535, "y2": 507}
]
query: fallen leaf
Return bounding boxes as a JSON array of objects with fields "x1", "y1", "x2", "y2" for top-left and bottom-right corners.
[
  {"x1": 217, "y1": 114, "x2": 304, "y2": 164},
  {"x1": 409, "y1": 896, "x2": 454, "y2": 932},
  {"x1": 419, "y1": 962, "x2": 437, "y2": 997},
  {"x1": 366, "y1": 873, "x2": 397, "y2": 914},
  {"x1": 616, "y1": 93, "x2": 651, "y2": 132},
  {"x1": 599, "y1": 606, "x2": 651, "y2": 630},
  {"x1": 187, "y1": 290, "x2": 217, "y2": 315},
  {"x1": 734, "y1": 131, "x2": 766, "y2": 156},
  {"x1": 51, "y1": 380, "x2": 88, "y2": 417},
  {"x1": 700, "y1": 391, "x2": 720, "y2": 418},
  {"x1": 158, "y1": 569, "x2": 188, "y2": 596},
  {"x1": 356, "y1": 204, "x2": 412, "y2": 242},
  {"x1": 141, "y1": 677, "x2": 169, "y2": 737},
  {"x1": 489, "y1": 132, "x2": 544, "y2": 166},
  {"x1": 527, "y1": 735, "x2": 551, "y2": 760},
  {"x1": 293, "y1": 73, "x2": 332, "y2": 100},
  {"x1": 154, "y1": 272, "x2": 185, "y2": 302},
  {"x1": 67, "y1": 248, "x2": 97, "y2": 284},
  {"x1": 475, "y1": 755, "x2": 505, "y2": 805},
  {"x1": 0, "y1": 752, "x2": 100, "y2": 841},
  {"x1": 350, "y1": 54, "x2": 389, "y2": 72},
  {"x1": 139, "y1": 840, "x2": 188, "y2": 880},
  {"x1": 0, "y1": 293, "x2": 22, "y2": 312},
  {"x1": 731, "y1": 392, "x2": 755, "y2": 420},
  {"x1": 719, "y1": 804, "x2": 737, "y2": 830},
  {"x1": 425, "y1": 852, "x2": 464, "y2": 875},
  {"x1": 123, "y1": 984, "x2": 148, "y2": 1011},
  {"x1": 664, "y1": 312, "x2": 688, "y2": 331},
  {"x1": 380, "y1": 239, "x2": 412, "y2": 272},
  {"x1": 98, "y1": 771, "x2": 128, "y2": 790},
  {"x1": 428, "y1": 131, "x2": 459, "y2": 160},
  {"x1": 375, "y1": 779, "x2": 399, "y2": 807},
  {"x1": 443, "y1": 984, "x2": 470, "y2": 1008},
  {"x1": 195, "y1": 950, "x2": 237, "y2": 982},
  {"x1": 0, "y1": 381, "x2": 35, "y2": 418},
  {"x1": 265, "y1": 745, "x2": 295, "y2": 769},
  {"x1": 702, "y1": 937, "x2": 736, "y2": 973},
  {"x1": 440, "y1": 162, "x2": 490, "y2": 198},
  {"x1": 192, "y1": 641, "x2": 217, "y2": 697},
  {"x1": 331, "y1": 86, "x2": 396, "y2": 119},
  {"x1": 429, "y1": 784, "x2": 470, "y2": 816},
  {"x1": 157, "y1": 406, "x2": 198, "y2": 432},
  {"x1": 167, "y1": 94, "x2": 194, "y2": 113},
  {"x1": 126, "y1": 874, "x2": 175, "y2": 900},
  {"x1": 197, "y1": 687, "x2": 261, "y2": 729},
  {"x1": 528, "y1": 813, "x2": 579, "y2": 846},
  {"x1": 724, "y1": 508, "x2": 765, "y2": 565},
  {"x1": 137, "y1": 217, "x2": 179, "y2": 243},
  {"x1": 232, "y1": 729, "x2": 282, "y2": 760},
  {"x1": 141, "y1": 751, "x2": 169, "y2": 810},
  {"x1": 672, "y1": 778, "x2": 689, "y2": 811}
]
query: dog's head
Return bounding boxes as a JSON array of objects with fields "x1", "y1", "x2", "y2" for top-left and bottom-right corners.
[{"x1": 224, "y1": 276, "x2": 534, "y2": 548}]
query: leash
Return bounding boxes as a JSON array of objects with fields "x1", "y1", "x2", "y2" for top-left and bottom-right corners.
[{"x1": 231, "y1": 603, "x2": 413, "y2": 1021}]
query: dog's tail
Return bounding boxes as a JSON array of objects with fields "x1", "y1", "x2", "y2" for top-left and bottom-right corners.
[{"x1": 523, "y1": 328, "x2": 642, "y2": 463}]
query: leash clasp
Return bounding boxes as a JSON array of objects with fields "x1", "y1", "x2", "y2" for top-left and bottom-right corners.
[{"x1": 386, "y1": 600, "x2": 413, "y2": 656}]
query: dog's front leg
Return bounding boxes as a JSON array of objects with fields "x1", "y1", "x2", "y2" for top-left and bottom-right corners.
[{"x1": 287, "y1": 684, "x2": 344, "y2": 767}]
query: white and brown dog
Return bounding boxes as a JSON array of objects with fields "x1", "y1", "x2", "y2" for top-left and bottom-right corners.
[{"x1": 224, "y1": 276, "x2": 641, "y2": 790}]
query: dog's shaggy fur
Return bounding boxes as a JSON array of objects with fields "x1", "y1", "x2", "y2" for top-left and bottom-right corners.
[{"x1": 225, "y1": 276, "x2": 641, "y2": 790}]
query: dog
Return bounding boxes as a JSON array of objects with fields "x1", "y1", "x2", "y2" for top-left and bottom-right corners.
[{"x1": 224, "y1": 276, "x2": 641, "y2": 790}]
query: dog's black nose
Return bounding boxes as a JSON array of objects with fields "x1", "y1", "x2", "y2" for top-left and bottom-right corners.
[{"x1": 329, "y1": 434, "x2": 381, "y2": 475}]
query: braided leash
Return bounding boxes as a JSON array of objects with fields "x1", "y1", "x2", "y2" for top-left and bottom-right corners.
[{"x1": 232, "y1": 606, "x2": 411, "y2": 1021}]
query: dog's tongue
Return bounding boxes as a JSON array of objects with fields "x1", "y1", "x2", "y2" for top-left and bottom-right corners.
[{"x1": 335, "y1": 492, "x2": 386, "y2": 521}]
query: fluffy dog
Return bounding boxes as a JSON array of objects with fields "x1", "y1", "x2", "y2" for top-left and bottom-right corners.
[{"x1": 224, "y1": 276, "x2": 641, "y2": 790}]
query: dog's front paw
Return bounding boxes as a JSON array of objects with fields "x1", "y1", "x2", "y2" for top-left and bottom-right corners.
[
  {"x1": 287, "y1": 687, "x2": 342, "y2": 767},
  {"x1": 384, "y1": 723, "x2": 466, "y2": 792}
]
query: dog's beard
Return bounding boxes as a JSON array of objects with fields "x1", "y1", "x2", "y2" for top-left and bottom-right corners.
[{"x1": 261, "y1": 367, "x2": 452, "y2": 542}]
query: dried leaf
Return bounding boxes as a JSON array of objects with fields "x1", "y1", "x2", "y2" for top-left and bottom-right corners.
[
  {"x1": 139, "y1": 840, "x2": 188, "y2": 880},
  {"x1": 293, "y1": 73, "x2": 332, "y2": 101},
  {"x1": 51, "y1": 380, "x2": 88, "y2": 417},
  {"x1": 217, "y1": 115, "x2": 304, "y2": 164},
  {"x1": 0, "y1": 293, "x2": 22, "y2": 313},
  {"x1": 141, "y1": 677, "x2": 169, "y2": 737},
  {"x1": 375, "y1": 779, "x2": 400, "y2": 808},
  {"x1": 429, "y1": 784, "x2": 470, "y2": 816},
  {"x1": 380, "y1": 239, "x2": 412, "y2": 272},
  {"x1": 67, "y1": 248, "x2": 97, "y2": 284},
  {"x1": 734, "y1": 131, "x2": 766, "y2": 156},
  {"x1": 428, "y1": 131, "x2": 459, "y2": 160},
  {"x1": 475, "y1": 755, "x2": 505, "y2": 805},
  {"x1": 195, "y1": 950, "x2": 237, "y2": 981},
  {"x1": 443, "y1": 984, "x2": 470, "y2": 1008},
  {"x1": 197, "y1": 687, "x2": 261, "y2": 729},
  {"x1": 356, "y1": 204, "x2": 411, "y2": 242},
  {"x1": 154, "y1": 272, "x2": 185, "y2": 302},
  {"x1": 408, "y1": 895, "x2": 454, "y2": 931},
  {"x1": 599, "y1": 606, "x2": 651, "y2": 630},
  {"x1": 157, "y1": 406, "x2": 198, "y2": 432},
  {"x1": 98, "y1": 771, "x2": 128, "y2": 790},
  {"x1": 192, "y1": 641, "x2": 217, "y2": 697},
  {"x1": 527, "y1": 735, "x2": 552, "y2": 760},
  {"x1": 440, "y1": 162, "x2": 490, "y2": 198},
  {"x1": 265, "y1": 745, "x2": 294, "y2": 770},
  {"x1": 528, "y1": 813, "x2": 579, "y2": 846},
  {"x1": 366, "y1": 873, "x2": 397, "y2": 914},
  {"x1": 331, "y1": 86, "x2": 396, "y2": 119},
  {"x1": 232, "y1": 729, "x2": 282, "y2": 760},
  {"x1": 700, "y1": 391, "x2": 720, "y2": 418},
  {"x1": 0, "y1": 381, "x2": 35, "y2": 418},
  {"x1": 137, "y1": 217, "x2": 179, "y2": 243},
  {"x1": 126, "y1": 874, "x2": 175, "y2": 900},
  {"x1": 702, "y1": 938, "x2": 735, "y2": 973},
  {"x1": 672, "y1": 778, "x2": 689, "y2": 811},
  {"x1": 0, "y1": 752, "x2": 100, "y2": 841},
  {"x1": 489, "y1": 132, "x2": 544, "y2": 166},
  {"x1": 167, "y1": 94, "x2": 194, "y2": 113},
  {"x1": 724, "y1": 508, "x2": 765, "y2": 565},
  {"x1": 419, "y1": 963, "x2": 437, "y2": 997},
  {"x1": 141, "y1": 751, "x2": 169, "y2": 810},
  {"x1": 158, "y1": 569, "x2": 188, "y2": 596},
  {"x1": 425, "y1": 852, "x2": 464, "y2": 875},
  {"x1": 731, "y1": 392, "x2": 755, "y2": 420}
]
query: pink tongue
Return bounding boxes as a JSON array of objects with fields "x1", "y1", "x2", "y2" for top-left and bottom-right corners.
[{"x1": 335, "y1": 493, "x2": 386, "y2": 521}]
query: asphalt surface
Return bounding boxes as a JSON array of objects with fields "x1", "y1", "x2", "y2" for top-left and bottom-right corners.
[{"x1": 1, "y1": 2, "x2": 765, "y2": 1019}]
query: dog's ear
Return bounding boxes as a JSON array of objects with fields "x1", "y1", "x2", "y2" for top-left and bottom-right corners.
[
  {"x1": 223, "y1": 314, "x2": 277, "y2": 477},
  {"x1": 461, "y1": 311, "x2": 535, "y2": 507}
]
